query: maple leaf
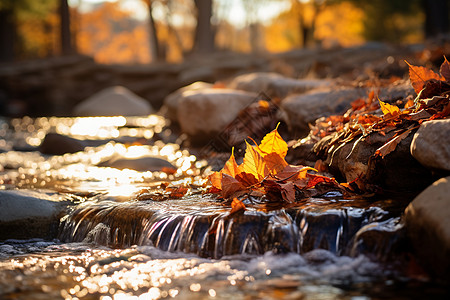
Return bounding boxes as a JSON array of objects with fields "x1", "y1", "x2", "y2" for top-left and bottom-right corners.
[
  {"x1": 239, "y1": 141, "x2": 268, "y2": 181},
  {"x1": 379, "y1": 99, "x2": 400, "y2": 116},
  {"x1": 406, "y1": 61, "x2": 444, "y2": 94},
  {"x1": 258, "y1": 124, "x2": 288, "y2": 158},
  {"x1": 440, "y1": 56, "x2": 450, "y2": 82},
  {"x1": 263, "y1": 152, "x2": 288, "y2": 174}
]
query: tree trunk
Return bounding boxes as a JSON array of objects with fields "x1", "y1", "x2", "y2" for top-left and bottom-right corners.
[
  {"x1": 422, "y1": 0, "x2": 449, "y2": 38},
  {"x1": 145, "y1": 1, "x2": 162, "y2": 62},
  {"x1": 59, "y1": 0, "x2": 73, "y2": 55},
  {"x1": 0, "y1": 9, "x2": 16, "y2": 62},
  {"x1": 193, "y1": 0, "x2": 215, "y2": 54}
]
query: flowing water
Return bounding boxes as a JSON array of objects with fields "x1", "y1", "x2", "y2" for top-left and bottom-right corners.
[{"x1": 0, "y1": 116, "x2": 448, "y2": 299}]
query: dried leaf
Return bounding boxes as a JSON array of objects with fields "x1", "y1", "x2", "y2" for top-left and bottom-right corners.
[
  {"x1": 263, "y1": 152, "x2": 288, "y2": 174},
  {"x1": 276, "y1": 165, "x2": 317, "y2": 181},
  {"x1": 379, "y1": 99, "x2": 400, "y2": 116},
  {"x1": 440, "y1": 56, "x2": 450, "y2": 82},
  {"x1": 258, "y1": 124, "x2": 288, "y2": 158},
  {"x1": 209, "y1": 172, "x2": 222, "y2": 190},
  {"x1": 221, "y1": 173, "x2": 246, "y2": 198},
  {"x1": 374, "y1": 126, "x2": 418, "y2": 158},
  {"x1": 230, "y1": 197, "x2": 246, "y2": 214},
  {"x1": 169, "y1": 186, "x2": 189, "y2": 198},
  {"x1": 279, "y1": 182, "x2": 296, "y2": 203},
  {"x1": 406, "y1": 61, "x2": 444, "y2": 94}
]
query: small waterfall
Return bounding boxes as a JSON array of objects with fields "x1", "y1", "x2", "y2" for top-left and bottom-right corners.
[{"x1": 59, "y1": 197, "x2": 403, "y2": 259}]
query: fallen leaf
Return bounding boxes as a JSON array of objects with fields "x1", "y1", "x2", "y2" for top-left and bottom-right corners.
[
  {"x1": 406, "y1": 61, "x2": 444, "y2": 94},
  {"x1": 169, "y1": 186, "x2": 189, "y2": 198},
  {"x1": 374, "y1": 126, "x2": 418, "y2": 158},
  {"x1": 440, "y1": 56, "x2": 450, "y2": 82},
  {"x1": 222, "y1": 148, "x2": 239, "y2": 177},
  {"x1": 263, "y1": 152, "x2": 288, "y2": 174},
  {"x1": 258, "y1": 124, "x2": 288, "y2": 158},
  {"x1": 239, "y1": 141, "x2": 268, "y2": 181},
  {"x1": 379, "y1": 99, "x2": 400, "y2": 116},
  {"x1": 279, "y1": 182, "x2": 296, "y2": 203},
  {"x1": 221, "y1": 173, "x2": 246, "y2": 198},
  {"x1": 230, "y1": 197, "x2": 246, "y2": 214}
]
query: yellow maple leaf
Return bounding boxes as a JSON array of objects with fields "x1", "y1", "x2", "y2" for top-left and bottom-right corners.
[{"x1": 258, "y1": 123, "x2": 288, "y2": 158}]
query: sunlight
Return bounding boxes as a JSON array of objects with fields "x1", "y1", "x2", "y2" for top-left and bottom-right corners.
[{"x1": 70, "y1": 117, "x2": 126, "y2": 138}]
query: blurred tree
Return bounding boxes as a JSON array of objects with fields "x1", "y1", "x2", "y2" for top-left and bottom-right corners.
[
  {"x1": 142, "y1": 0, "x2": 162, "y2": 61},
  {"x1": 193, "y1": 0, "x2": 215, "y2": 54},
  {"x1": 422, "y1": 0, "x2": 449, "y2": 38},
  {"x1": 59, "y1": 0, "x2": 74, "y2": 55},
  {"x1": 291, "y1": 0, "x2": 328, "y2": 47},
  {"x1": 0, "y1": 1, "x2": 16, "y2": 61}
]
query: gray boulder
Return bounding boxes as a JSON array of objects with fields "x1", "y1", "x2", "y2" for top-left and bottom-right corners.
[
  {"x1": 0, "y1": 189, "x2": 70, "y2": 240},
  {"x1": 177, "y1": 88, "x2": 258, "y2": 144},
  {"x1": 73, "y1": 86, "x2": 154, "y2": 116},
  {"x1": 411, "y1": 119, "x2": 450, "y2": 172},
  {"x1": 405, "y1": 177, "x2": 450, "y2": 280},
  {"x1": 161, "y1": 81, "x2": 213, "y2": 123},
  {"x1": 228, "y1": 72, "x2": 332, "y2": 99}
]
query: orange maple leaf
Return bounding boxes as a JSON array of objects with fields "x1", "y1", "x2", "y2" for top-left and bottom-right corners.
[
  {"x1": 406, "y1": 61, "x2": 444, "y2": 94},
  {"x1": 230, "y1": 197, "x2": 246, "y2": 214},
  {"x1": 258, "y1": 123, "x2": 288, "y2": 158},
  {"x1": 239, "y1": 141, "x2": 268, "y2": 181}
]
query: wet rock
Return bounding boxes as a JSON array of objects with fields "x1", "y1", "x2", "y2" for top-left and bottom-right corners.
[
  {"x1": 320, "y1": 130, "x2": 433, "y2": 192},
  {"x1": 228, "y1": 72, "x2": 332, "y2": 99},
  {"x1": 405, "y1": 176, "x2": 450, "y2": 280},
  {"x1": 59, "y1": 197, "x2": 401, "y2": 259},
  {"x1": 73, "y1": 86, "x2": 154, "y2": 116},
  {"x1": 98, "y1": 155, "x2": 176, "y2": 172},
  {"x1": 39, "y1": 133, "x2": 85, "y2": 155},
  {"x1": 410, "y1": 119, "x2": 450, "y2": 172},
  {"x1": 281, "y1": 87, "x2": 369, "y2": 137},
  {"x1": 176, "y1": 88, "x2": 258, "y2": 144},
  {"x1": 0, "y1": 189, "x2": 69, "y2": 240},
  {"x1": 160, "y1": 81, "x2": 213, "y2": 123}
]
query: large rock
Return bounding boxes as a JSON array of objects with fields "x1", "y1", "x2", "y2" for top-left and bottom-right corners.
[
  {"x1": 39, "y1": 133, "x2": 85, "y2": 155},
  {"x1": 404, "y1": 177, "x2": 450, "y2": 280},
  {"x1": 282, "y1": 82, "x2": 414, "y2": 137},
  {"x1": 228, "y1": 72, "x2": 332, "y2": 99},
  {"x1": 161, "y1": 81, "x2": 213, "y2": 123},
  {"x1": 0, "y1": 189, "x2": 70, "y2": 240},
  {"x1": 73, "y1": 86, "x2": 154, "y2": 116},
  {"x1": 282, "y1": 87, "x2": 369, "y2": 136},
  {"x1": 177, "y1": 88, "x2": 258, "y2": 144},
  {"x1": 410, "y1": 119, "x2": 450, "y2": 172}
]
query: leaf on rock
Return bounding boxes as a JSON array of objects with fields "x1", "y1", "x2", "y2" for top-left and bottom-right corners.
[
  {"x1": 379, "y1": 99, "x2": 400, "y2": 116},
  {"x1": 221, "y1": 173, "x2": 246, "y2": 198},
  {"x1": 406, "y1": 61, "x2": 444, "y2": 94},
  {"x1": 239, "y1": 141, "x2": 268, "y2": 181},
  {"x1": 258, "y1": 124, "x2": 288, "y2": 158},
  {"x1": 209, "y1": 171, "x2": 222, "y2": 190},
  {"x1": 440, "y1": 56, "x2": 450, "y2": 82},
  {"x1": 374, "y1": 126, "x2": 418, "y2": 158},
  {"x1": 263, "y1": 152, "x2": 288, "y2": 174},
  {"x1": 279, "y1": 182, "x2": 296, "y2": 203},
  {"x1": 222, "y1": 147, "x2": 239, "y2": 177},
  {"x1": 276, "y1": 165, "x2": 317, "y2": 181},
  {"x1": 230, "y1": 197, "x2": 246, "y2": 214}
]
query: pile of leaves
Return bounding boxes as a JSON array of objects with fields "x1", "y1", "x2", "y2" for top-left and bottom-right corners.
[
  {"x1": 309, "y1": 58, "x2": 450, "y2": 188},
  {"x1": 208, "y1": 124, "x2": 346, "y2": 205}
]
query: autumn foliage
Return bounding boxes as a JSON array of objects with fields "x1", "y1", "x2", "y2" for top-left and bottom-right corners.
[{"x1": 208, "y1": 124, "x2": 344, "y2": 204}]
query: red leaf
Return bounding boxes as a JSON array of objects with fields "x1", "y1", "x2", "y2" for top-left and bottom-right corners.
[{"x1": 374, "y1": 126, "x2": 418, "y2": 158}]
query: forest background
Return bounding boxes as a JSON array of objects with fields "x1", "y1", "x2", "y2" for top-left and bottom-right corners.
[{"x1": 0, "y1": 0, "x2": 449, "y2": 64}]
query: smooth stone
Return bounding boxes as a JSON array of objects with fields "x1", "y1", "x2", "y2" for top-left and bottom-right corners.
[
  {"x1": 405, "y1": 177, "x2": 450, "y2": 280},
  {"x1": 0, "y1": 189, "x2": 70, "y2": 240},
  {"x1": 73, "y1": 86, "x2": 154, "y2": 116},
  {"x1": 228, "y1": 72, "x2": 332, "y2": 99},
  {"x1": 161, "y1": 81, "x2": 213, "y2": 123},
  {"x1": 176, "y1": 88, "x2": 258, "y2": 144},
  {"x1": 410, "y1": 119, "x2": 450, "y2": 172},
  {"x1": 39, "y1": 133, "x2": 85, "y2": 155},
  {"x1": 98, "y1": 155, "x2": 176, "y2": 172},
  {"x1": 282, "y1": 82, "x2": 413, "y2": 138}
]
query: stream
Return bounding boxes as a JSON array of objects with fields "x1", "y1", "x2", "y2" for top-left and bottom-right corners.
[{"x1": 0, "y1": 116, "x2": 448, "y2": 299}]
